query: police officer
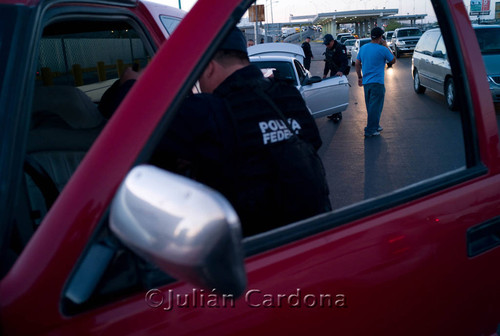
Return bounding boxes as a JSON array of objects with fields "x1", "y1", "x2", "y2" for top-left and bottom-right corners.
[
  {"x1": 151, "y1": 27, "x2": 331, "y2": 236},
  {"x1": 321, "y1": 33, "x2": 349, "y2": 121},
  {"x1": 301, "y1": 36, "x2": 313, "y2": 70},
  {"x1": 322, "y1": 33, "x2": 349, "y2": 78}
]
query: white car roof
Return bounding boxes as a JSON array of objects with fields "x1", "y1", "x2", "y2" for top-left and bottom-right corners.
[
  {"x1": 249, "y1": 55, "x2": 296, "y2": 64},
  {"x1": 248, "y1": 43, "x2": 304, "y2": 63},
  {"x1": 140, "y1": 0, "x2": 186, "y2": 38}
]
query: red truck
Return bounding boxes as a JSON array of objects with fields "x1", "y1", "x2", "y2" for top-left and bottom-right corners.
[{"x1": 1, "y1": 0, "x2": 500, "y2": 334}]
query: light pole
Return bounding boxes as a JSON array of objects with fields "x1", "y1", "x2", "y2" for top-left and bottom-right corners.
[
  {"x1": 178, "y1": 0, "x2": 181, "y2": 9},
  {"x1": 265, "y1": 0, "x2": 278, "y2": 40},
  {"x1": 254, "y1": 3, "x2": 258, "y2": 42},
  {"x1": 269, "y1": 0, "x2": 278, "y2": 24}
]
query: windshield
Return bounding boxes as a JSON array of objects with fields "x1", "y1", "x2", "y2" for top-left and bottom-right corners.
[
  {"x1": 251, "y1": 60, "x2": 297, "y2": 85},
  {"x1": 360, "y1": 39, "x2": 370, "y2": 47},
  {"x1": 398, "y1": 29, "x2": 422, "y2": 37},
  {"x1": 344, "y1": 40, "x2": 356, "y2": 46},
  {"x1": 474, "y1": 27, "x2": 500, "y2": 54}
]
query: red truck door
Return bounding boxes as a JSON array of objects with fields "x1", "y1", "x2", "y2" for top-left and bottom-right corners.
[{"x1": 1, "y1": 0, "x2": 500, "y2": 335}]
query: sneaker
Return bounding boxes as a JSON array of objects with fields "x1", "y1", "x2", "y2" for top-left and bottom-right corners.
[
  {"x1": 327, "y1": 113, "x2": 342, "y2": 121},
  {"x1": 364, "y1": 131, "x2": 381, "y2": 137},
  {"x1": 377, "y1": 126, "x2": 383, "y2": 132}
]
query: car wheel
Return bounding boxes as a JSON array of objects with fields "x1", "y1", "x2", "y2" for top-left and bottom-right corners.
[
  {"x1": 413, "y1": 70, "x2": 426, "y2": 94},
  {"x1": 395, "y1": 47, "x2": 400, "y2": 58},
  {"x1": 445, "y1": 77, "x2": 457, "y2": 111}
]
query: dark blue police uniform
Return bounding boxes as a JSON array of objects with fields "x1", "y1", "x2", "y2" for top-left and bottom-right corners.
[
  {"x1": 322, "y1": 34, "x2": 349, "y2": 77},
  {"x1": 152, "y1": 64, "x2": 330, "y2": 236}
]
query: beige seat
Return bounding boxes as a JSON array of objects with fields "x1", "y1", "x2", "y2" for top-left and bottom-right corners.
[{"x1": 25, "y1": 85, "x2": 105, "y2": 224}]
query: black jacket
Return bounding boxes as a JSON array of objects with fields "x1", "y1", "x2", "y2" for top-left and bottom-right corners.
[
  {"x1": 301, "y1": 41, "x2": 313, "y2": 59},
  {"x1": 152, "y1": 65, "x2": 330, "y2": 235},
  {"x1": 323, "y1": 41, "x2": 348, "y2": 76}
]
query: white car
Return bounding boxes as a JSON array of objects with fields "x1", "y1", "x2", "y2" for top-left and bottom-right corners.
[
  {"x1": 384, "y1": 31, "x2": 394, "y2": 49},
  {"x1": 248, "y1": 43, "x2": 349, "y2": 119},
  {"x1": 344, "y1": 39, "x2": 356, "y2": 59},
  {"x1": 350, "y1": 38, "x2": 371, "y2": 65}
]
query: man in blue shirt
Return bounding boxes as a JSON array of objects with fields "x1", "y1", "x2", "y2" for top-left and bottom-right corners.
[{"x1": 355, "y1": 27, "x2": 396, "y2": 137}]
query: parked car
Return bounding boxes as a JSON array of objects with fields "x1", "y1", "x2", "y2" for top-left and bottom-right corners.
[
  {"x1": 412, "y1": 25, "x2": 500, "y2": 110},
  {"x1": 340, "y1": 35, "x2": 356, "y2": 44},
  {"x1": 248, "y1": 44, "x2": 349, "y2": 118},
  {"x1": 1, "y1": 0, "x2": 500, "y2": 334},
  {"x1": 384, "y1": 30, "x2": 394, "y2": 49},
  {"x1": 350, "y1": 38, "x2": 371, "y2": 65},
  {"x1": 336, "y1": 32, "x2": 353, "y2": 42},
  {"x1": 390, "y1": 27, "x2": 422, "y2": 58},
  {"x1": 344, "y1": 38, "x2": 356, "y2": 58}
]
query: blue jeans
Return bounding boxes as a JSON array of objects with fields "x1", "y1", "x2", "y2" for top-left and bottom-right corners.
[{"x1": 363, "y1": 83, "x2": 385, "y2": 135}]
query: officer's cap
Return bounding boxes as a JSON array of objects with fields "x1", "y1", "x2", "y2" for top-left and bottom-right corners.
[
  {"x1": 219, "y1": 27, "x2": 248, "y2": 54},
  {"x1": 323, "y1": 34, "x2": 334, "y2": 45}
]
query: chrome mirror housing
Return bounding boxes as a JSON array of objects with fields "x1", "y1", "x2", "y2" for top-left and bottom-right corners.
[{"x1": 110, "y1": 165, "x2": 247, "y2": 296}]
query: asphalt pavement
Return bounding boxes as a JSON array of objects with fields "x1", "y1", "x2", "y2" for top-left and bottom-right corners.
[{"x1": 305, "y1": 41, "x2": 468, "y2": 210}]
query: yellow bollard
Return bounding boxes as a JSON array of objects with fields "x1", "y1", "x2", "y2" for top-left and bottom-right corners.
[
  {"x1": 97, "y1": 61, "x2": 106, "y2": 81},
  {"x1": 116, "y1": 59, "x2": 125, "y2": 78},
  {"x1": 72, "y1": 64, "x2": 84, "y2": 86},
  {"x1": 41, "y1": 67, "x2": 53, "y2": 86}
]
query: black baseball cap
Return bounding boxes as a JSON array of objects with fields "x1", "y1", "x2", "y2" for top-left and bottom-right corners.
[
  {"x1": 219, "y1": 27, "x2": 248, "y2": 54},
  {"x1": 323, "y1": 34, "x2": 334, "y2": 45},
  {"x1": 371, "y1": 27, "x2": 384, "y2": 39}
]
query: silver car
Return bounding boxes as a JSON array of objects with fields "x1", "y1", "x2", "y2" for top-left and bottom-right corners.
[
  {"x1": 344, "y1": 39, "x2": 356, "y2": 59},
  {"x1": 390, "y1": 27, "x2": 422, "y2": 58},
  {"x1": 384, "y1": 31, "x2": 394, "y2": 49},
  {"x1": 249, "y1": 43, "x2": 349, "y2": 119},
  {"x1": 412, "y1": 25, "x2": 500, "y2": 110}
]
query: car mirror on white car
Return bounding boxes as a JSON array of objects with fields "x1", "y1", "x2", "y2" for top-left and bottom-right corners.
[
  {"x1": 305, "y1": 76, "x2": 322, "y2": 85},
  {"x1": 109, "y1": 165, "x2": 247, "y2": 297},
  {"x1": 432, "y1": 50, "x2": 445, "y2": 59}
]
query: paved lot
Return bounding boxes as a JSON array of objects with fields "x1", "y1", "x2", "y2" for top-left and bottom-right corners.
[{"x1": 306, "y1": 42, "x2": 469, "y2": 209}]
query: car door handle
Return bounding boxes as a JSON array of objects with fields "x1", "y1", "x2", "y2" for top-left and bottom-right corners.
[{"x1": 467, "y1": 216, "x2": 500, "y2": 257}]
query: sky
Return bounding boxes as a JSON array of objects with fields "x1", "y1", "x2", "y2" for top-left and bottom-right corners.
[{"x1": 159, "y1": 0, "x2": 494, "y2": 23}]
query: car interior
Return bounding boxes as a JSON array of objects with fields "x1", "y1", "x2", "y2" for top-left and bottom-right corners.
[
  {"x1": 6, "y1": 17, "x2": 174, "y2": 315},
  {"x1": 251, "y1": 60, "x2": 298, "y2": 84},
  {"x1": 15, "y1": 20, "x2": 151, "y2": 233}
]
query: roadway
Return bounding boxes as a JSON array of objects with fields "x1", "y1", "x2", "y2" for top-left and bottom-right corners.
[
  {"x1": 283, "y1": 27, "x2": 319, "y2": 43},
  {"x1": 306, "y1": 42, "x2": 470, "y2": 210}
]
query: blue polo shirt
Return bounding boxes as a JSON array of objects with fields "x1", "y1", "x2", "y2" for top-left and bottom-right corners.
[{"x1": 357, "y1": 43, "x2": 394, "y2": 85}]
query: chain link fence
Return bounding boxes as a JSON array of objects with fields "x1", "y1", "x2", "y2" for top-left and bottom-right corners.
[{"x1": 37, "y1": 33, "x2": 150, "y2": 87}]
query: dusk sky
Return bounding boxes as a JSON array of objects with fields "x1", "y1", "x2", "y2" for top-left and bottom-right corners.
[{"x1": 159, "y1": 0, "x2": 494, "y2": 23}]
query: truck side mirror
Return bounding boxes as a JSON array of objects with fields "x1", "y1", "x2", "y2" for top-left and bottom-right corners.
[{"x1": 110, "y1": 165, "x2": 247, "y2": 297}]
